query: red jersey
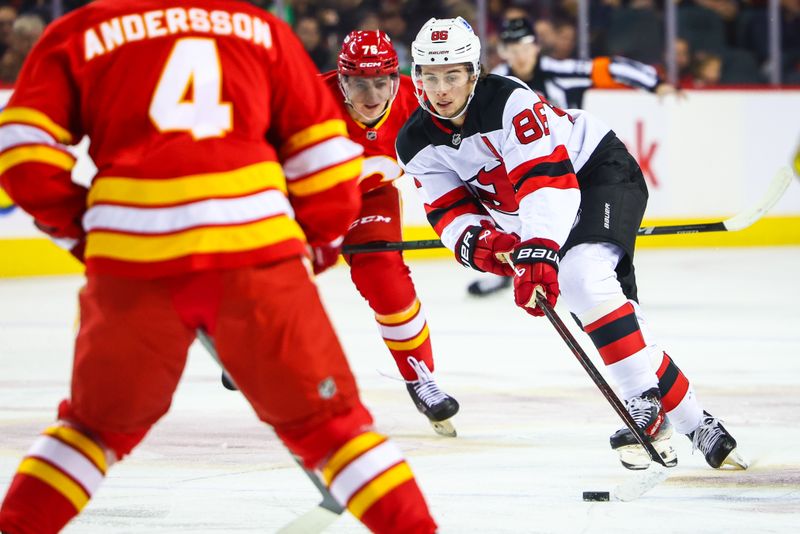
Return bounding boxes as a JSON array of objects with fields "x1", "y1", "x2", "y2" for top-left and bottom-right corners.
[
  {"x1": 0, "y1": 0, "x2": 363, "y2": 277},
  {"x1": 322, "y1": 72, "x2": 418, "y2": 194}
]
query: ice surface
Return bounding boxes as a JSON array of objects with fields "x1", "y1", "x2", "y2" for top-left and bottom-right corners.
[{"x1": 1, "y1": 248, "x2": 799, "y2": 533}]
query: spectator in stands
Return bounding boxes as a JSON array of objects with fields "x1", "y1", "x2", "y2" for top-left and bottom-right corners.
[
  {"x1": 294, "y1": 15, "x2": 335, "y2": 72},
  {"x1": 691, "y1": 53, "x2": 723, "y2": 87},
  {"x1": 0, "y1": 4, "x2": 16, "y2": 58},
  {"x1": 549, "y1": 18, "x2": 577, "y2": 59},
  {"x1": 675, "y1": 37, "x2": 696, "y2": 87},
  {"x1": 693, "y1": 0, "x2": 740, "y2": 46},
  {"x1": 0, "y1": 13, "x2": 43, "y2": 84}
]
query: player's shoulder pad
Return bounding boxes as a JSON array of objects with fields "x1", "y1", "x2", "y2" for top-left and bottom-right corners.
[
  {"x1": 468, "y1": 74, "x2": 531, "y2": 133},
  {"x1": 396, "y1": 107, "x2": 431, "y2": 165}
]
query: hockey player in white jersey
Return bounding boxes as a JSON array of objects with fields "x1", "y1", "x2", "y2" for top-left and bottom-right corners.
[
  {"x1": 396, "y1": 17, "x2": 748, "y2": 471},
  {"x1": 468, "y1": 16, "x2": 679, "y2": 297}
]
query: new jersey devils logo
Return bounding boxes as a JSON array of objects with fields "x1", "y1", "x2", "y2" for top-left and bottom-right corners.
[{"x1": 466, "y1": 159, "x2": 518, "y2": 214}]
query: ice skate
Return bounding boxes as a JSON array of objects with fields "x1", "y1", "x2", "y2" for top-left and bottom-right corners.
[
  {"x1": 466, "y1": 275, "x2": 512, "y2": 297},
  {"x1": 687, "y1": 411, "x2": 748, "y2": 469},
  {"x1": 406, "y1": 358, "x2": 459, "y2": 437},
  {"x1": 610, "y1": 387, "x2": 677, "y2": 470}
]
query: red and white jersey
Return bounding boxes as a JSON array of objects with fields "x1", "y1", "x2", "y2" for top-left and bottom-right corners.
[
  {"x1": 0, "y1": 0, "x2": 363, "y2": 277},
  {"x1": 322, "y1": 72, "x2": 418, "y2": 194},
  {"x1": 396, "y1": 74, "x2": 611, "y2": 252}
]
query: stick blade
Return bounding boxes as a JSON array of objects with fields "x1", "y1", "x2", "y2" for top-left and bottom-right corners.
[
  {"x1": 611, "y1": 464, "x2": 669, "y2": 502},
  {"x1": 276, "y1": 505, "x2": 342, "y2": 534},
  {"x1": 723, "y1": 166, "x2": 793, "y2": 231}
]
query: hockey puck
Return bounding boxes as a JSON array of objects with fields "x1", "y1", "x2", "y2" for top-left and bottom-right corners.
[{"x1": 582, "y1": 491, "x2": 610, "y2": 502}]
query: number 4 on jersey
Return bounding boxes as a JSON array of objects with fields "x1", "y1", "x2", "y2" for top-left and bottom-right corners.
[{"x1": 149, "y1": 38, "x2": 232, "y2": 140}]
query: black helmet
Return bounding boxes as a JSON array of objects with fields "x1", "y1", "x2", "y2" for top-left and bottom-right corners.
[{"x1": 499, "y1": 17, "x2": 536, "y2": 44}]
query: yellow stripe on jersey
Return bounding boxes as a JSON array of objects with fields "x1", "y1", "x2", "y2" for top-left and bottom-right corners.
[
  {"x1": 0, "y1": 145, "x2": 76, "y2": 175},
  {"x1": 351, "y1": 104, "x2": 393, "y2": 131},
  {"x1": 43, "y1": 425, "x2": 108, "y2": 474},
  {"x1": 0, "y1": 107, "x2": 74, "y2": 144},
  {"x1": 287, "y1": 157, "x2": 362, "y2": 197},
  {"x1": 87, "y1": 162, "x2": 287, "y2": 207},
  {"x1": 0, "y1": 185, "x2": 13, "y2": 207},
  {"x1": 280, "y1": 119, "x2": 349, "y2": 158},
  {"x1": 375, "y1": 299, "x2": 421, "y2": 326},
  {"x1": 384, "y1": 324, "x2": 430, "y2": 351},
  {"x1": 85, "y1": 215, "x2": 305, "y2": 262},
  {"x1": 322, "y1": 432, "x2": 386, "y2": 485},
  {"x1": 18, "y1": 457, "x2": 89, "y2": 511},
  {"x1": 347, "y1": 462, "x2": 415, "y2": 519}
]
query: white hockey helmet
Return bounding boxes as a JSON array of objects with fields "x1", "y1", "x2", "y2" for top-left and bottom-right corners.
[
  {"x1": 411, "y1": 17, "x2": 482, "y2": 120},
  {"x1": 411, "y1": 17, "x2": 481, "y2": 74}
]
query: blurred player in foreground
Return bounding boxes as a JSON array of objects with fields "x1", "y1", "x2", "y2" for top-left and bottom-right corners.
[{"x1": 0, "y1": 2, "x2": 436, "y2": 532}]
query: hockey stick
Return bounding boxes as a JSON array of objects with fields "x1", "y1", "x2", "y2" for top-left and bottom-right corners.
[
  {"x1": 531, "y1": 293, "x2": 668, "y2": 467},
  {"x1": 637, "y1": 166, "x2": 793, "y2": 235},
  {"x1": 276, "y1": 464, "x2": 346, "y2": 534},
  {"x1": 194, "y1": 329, "x2": 345, "y2": 532},
  {"x1": 342, "y1": 166, "x2": 793, "y2": 254}
]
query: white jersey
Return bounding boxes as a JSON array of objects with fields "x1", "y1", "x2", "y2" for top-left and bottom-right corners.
[{"x1": 396, "y1": 74, "x2": 612, "y2": 252}]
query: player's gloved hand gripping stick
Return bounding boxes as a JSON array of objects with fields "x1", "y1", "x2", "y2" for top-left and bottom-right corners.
[{"x1": 343, "y1": 167, "x2": 794, "y2": 255}]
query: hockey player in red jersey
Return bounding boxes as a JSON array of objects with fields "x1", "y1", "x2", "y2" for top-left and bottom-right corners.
[
  {"x1": 396, "y1": 17, "x2": 748, "y2": 473},
  {"x1": 318, "y1": 30, "x2": 459, "y2": 437},
  {"x1": 0, "y1": 2, "x2": 436, "y2": 533}
]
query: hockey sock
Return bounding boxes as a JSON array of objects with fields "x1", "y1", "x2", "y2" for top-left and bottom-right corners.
[
  {"x1": 375, "y1": 298, "x2": 433, "y2": 381},
  {"x1": 0, "y1": 424, "x2": 111, "y2": 534},
  {"x1": 349, "y1": 252, "x2": 434, "y2": 380},
  {"x1": 321, "y1": 431, "x2": 437, "y2": 534},
  {"x1": 580, "y1": 297, "x2": 658, "y2": 400},
  {"x1": 628, "y1": 304, "x2": 704, "y2": 434},
  {"x1": 655, "y1": 352, "x2": 703, "y2": 434}
]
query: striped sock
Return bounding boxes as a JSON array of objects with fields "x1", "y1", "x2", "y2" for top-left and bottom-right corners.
[
  {"x1": 0, "y1": 424, "x2": 111, "y2": 534},
  {"x1": 322, "y1": 431, "x2": 436, "y2": 533},
  {"x1": 375, "y1": 298, "x2": 434, "y2": 381}
]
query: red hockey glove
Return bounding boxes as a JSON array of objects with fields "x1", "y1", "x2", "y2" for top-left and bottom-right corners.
[
  {"x1": 310, "y1": 236, "x2": 344, "y2": 275},
  {"x1": 456, "y1": 221, "x2": 518, "y2": 276},
  {"x1": 34, "y1": 220, "x2": 86, "y2": 263},
  {"x1": 511, "y1": 238, "x2": 560, "y2": 317}
]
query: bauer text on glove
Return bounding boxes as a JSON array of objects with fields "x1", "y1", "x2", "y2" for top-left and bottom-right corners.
[{"x1": 511, "y1": 238, "x2": 560, "y2": 316}]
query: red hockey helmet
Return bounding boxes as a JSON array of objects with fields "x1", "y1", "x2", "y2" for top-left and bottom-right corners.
[{"x1": 338, "y1": 30, "x2": 399, "y2": 77}]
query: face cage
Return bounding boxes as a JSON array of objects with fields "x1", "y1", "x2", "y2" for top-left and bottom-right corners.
[
  {"x1": 411, "y1": 63, "x2": 480, "y2": 122},
  {"x1": 337, "y1": 73, "x2": 401, "y2": 123}
]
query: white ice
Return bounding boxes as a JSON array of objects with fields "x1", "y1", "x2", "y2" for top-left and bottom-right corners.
[{"x1": 1, "y1": 248, "x2": 799, "y2": 533}]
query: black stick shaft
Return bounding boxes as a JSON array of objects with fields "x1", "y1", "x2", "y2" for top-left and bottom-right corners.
[
  {"x1": 636, "y1": 221, "x2": 726, "y2": 235},
  {"x1": 342, "y1": 218, "x2": 730, "y2": 255},
  {"x1": 342, "y1": 239, "x2": 443, "y2": 254},
  {"x1": 534, "y1": 294, "x2": 668, "y2": 467}
]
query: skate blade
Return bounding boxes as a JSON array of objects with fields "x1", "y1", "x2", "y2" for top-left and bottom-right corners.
[
  {"x1": 721, "y1": 448, "x2": 749, "y2": 470},
  {"x1": 430, "y1": 418, "x2": 457, "y2": 438},
  {"x1": 616, "y1": 443, "x2": 677, "y2": 470}
]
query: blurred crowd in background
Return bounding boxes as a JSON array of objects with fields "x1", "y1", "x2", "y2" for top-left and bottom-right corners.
[
  {"x1": 284, "y1": 0, "x2": 800, "y2": 86},
  {"x1": 0, "y1": 0, "x2": 798, "y2": 87}
]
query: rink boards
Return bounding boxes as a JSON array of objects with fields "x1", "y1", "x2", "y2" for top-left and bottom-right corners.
[{"x1": 2, "y1": 88, "x2": 799, "y2": 276}]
